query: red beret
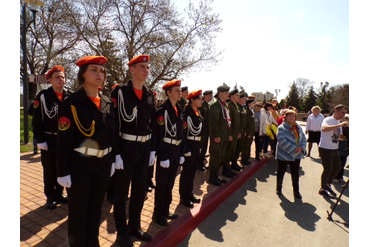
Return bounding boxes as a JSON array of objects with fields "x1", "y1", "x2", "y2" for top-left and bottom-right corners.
[
  {"x1": 247, "y1": 95, "x2": 256, "y2": 100},
  {"x1": 127, "y1": 54, "x2": 150, "y2": 67},
  {"x1": 76, "y1": 56, "x2": 107, "y2": 67},
  {"x1": 153, "y1": 91, "x2": 158, "y2": 96},
  {"x1": 46, "y1": 65, "x2": 64, "y2": 79},
  {"x1": 162, "y1": 80, "x2": 181, "y2": 90},
  {"x1": 187, "y1": 90, "x2": 202, "y2": 100}
]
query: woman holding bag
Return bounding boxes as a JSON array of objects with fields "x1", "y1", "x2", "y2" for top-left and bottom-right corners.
[{"x1": 275, "y1": 110, "x2": 307, "y2": 199}]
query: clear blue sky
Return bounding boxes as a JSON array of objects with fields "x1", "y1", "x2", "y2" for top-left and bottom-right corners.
[{"x1": 174, "y1": 0, "x2": 349, "y2": 100}]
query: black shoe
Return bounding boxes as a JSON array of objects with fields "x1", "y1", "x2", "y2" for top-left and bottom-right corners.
[
  {"x1": 208, "y1": 177, "x2": 222, "y2": 186},
  {"x1": 276, "y1": 188, "x2": 282, "y2": 195},
  {"x1": 180, "y1": 199, "x2": 194, "y2": 208},
  {"x1": 33, "y1": 149, "x2": 38, "y2": 155},
  {"x1": 153, "y1": 215, "x2": 168, "y2": 226},
  {"x1": 197, "y1": 164, "x2": 206, "y2": 171},
  {"x1": 190, "y1": 195, "x2": 201, "y2": 203},
  {"x1": 165, "y1": 212, "x2": 178, "y2": 219},
  {"x1": 255, "y1": 157, "x2": 261, "y2": 161},
  {"x1": 326, "y1": 186, "x2": 337, "y2": 197},
  {"x1": 229, "y1": 170, "x2": 237, "y2": 176},
  {"x1": 319, "y1": 189, "x2": 332, "y2": 198},
  {"x1": 294, "y1": 192, "x2": 302, "y2": 200},
  {"x1": 128, "y1": 228, "x2": 152, "y2": 241},
  {"x1": 218, "y1": 177, "x2": 227, "y2": 183},
  {"x1": 114, "y1": 235, "x2": 134, "y2": 247},
  {"x1": 55, "y1": 194, "x2": 68, "y2": 204},
  {"x1": 230, "y1": 164, "x2": 241, "y2": 171},
  {"x1": 107, "y1": 195, "x2": 114, "y2": 204},
  {"x1": 148, "y1": 180, "x2": 156, "y2": 188},
  {"x1": 46, "y1": 198, "x2": 57, "y2": 210},
  {"x1": 205, "y1": 154, "x2": 210, "y2": 157},
  {"x1": 222, "y1": 170, "x2": 234, "y2": 178},
  {"x1": 147, "y1": 186, "x2": 153, "y2": 192}
]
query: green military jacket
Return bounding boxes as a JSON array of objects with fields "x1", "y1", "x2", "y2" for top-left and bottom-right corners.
[
  {"x1": 198, "y1": 100, "x2": 210, "y2": 135},
  {"x1": 177, "y1": 97, "x2": 187, "y2": 110},
  {"x1": 227, "y1": 100, "x2": 241, "y2": 138},
  {"x1": 237, "y1": 103, "x2": 247, "y2": 136},
  {"x1": 246, "y1": 107, "x2": 255, "y2": 136},
  {"x1": 209, "y1": 99, "x2": 230, "y2": 141}
]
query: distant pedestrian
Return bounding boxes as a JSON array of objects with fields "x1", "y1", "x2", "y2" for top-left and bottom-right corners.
[
  {"x1": 259, "y1": 102, "x2": 278, "y2": 158},
  {"x1": 333, "y1": 114, "x2": 349, "y2": 183},
  {"x1": 275, "y1": 110, "x2": 307, "y2": 199},
  {"x1": 305, "y1": 106, "x2": 324, "y2": 157},
  {"x1": 253, "y1": 102, "x2": 263, "y2": 161},
  {"x1": 318, "y1": 104, "x2": 348, "y2": 198}
]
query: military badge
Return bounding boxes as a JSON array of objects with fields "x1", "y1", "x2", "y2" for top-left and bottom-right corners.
[
  {"x1": 183, "y1": 121, "x2": 188, "y2": 129},
  {"x1": 58, "y1": 117, "x2": 71, "y2": 131},
  {"x1": 33, "y1": 100, "x2": 39, "y2": 108},
  {"x1": 157, "y1": 116, "x2": 164, "y2": 125},
  {"x1": 111, "y1": 98, "x2": 117, "y2": 108}
]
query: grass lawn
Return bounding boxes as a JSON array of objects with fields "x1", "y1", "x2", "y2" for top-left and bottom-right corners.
[{"x1": 20, "y1": 109, "x2": 36, "y2": 153}]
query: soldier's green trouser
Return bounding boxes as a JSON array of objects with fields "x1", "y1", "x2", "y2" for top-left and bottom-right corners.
[{"x1": 208, "y1": 139, "x2": 227, "y2": 179}]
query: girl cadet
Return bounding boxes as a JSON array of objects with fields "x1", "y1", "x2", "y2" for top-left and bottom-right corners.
[
  {"x1": 179, "y1": 90, "x2": 204, "y2": 208},
  {"x1": 56, "y1": 56, "x2": 116, "y2": 247}
]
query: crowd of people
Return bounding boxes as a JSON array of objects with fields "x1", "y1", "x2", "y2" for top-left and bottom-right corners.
[{"x1": 30, "y1": 54, "x2": 349, "y2": 247}]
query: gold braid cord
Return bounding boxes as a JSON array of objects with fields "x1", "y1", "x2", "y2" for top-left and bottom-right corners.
[{"x1": 70, "y1": 105, "x2": 95, "y2": 137}]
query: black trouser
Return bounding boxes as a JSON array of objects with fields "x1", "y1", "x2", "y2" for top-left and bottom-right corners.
[
  {"x1": 276, "y1": 159, "x2": 301, "y2": 193},
  {"x1": 254, "y1": 131, "x2": 261, "y2": 157},
  {"x1": 180, "y1": 140, "x2": 201, "y2": 200},
  {"x1": 114, "y1": 140, "x2": 150, "y2": 237},
  {"x1": 40, "y1": 135, "x2": 63, "y2": 200},
  {"x1": 67, "y1": 157, "x2": 111, "y2": 247},
  {"x1": 154, "y1": 143, "x2": 181, "y2": 218},
  {"x1": 319, "y1": 147, "x2": 341, "y2": 188},
  {"x1": 199, "y1": 133, "x2": 209, "y2": 164},
  {"x1": 147, "y1": 165, "x2": 155, "y2": 186},
  {"x1": 335, "y1": 156, "x2": 348, "y2": 180}
]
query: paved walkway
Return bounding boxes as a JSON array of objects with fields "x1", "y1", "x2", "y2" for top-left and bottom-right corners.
[{"x1": 20, "y1": 139, "x2": 266, "y2": 247}]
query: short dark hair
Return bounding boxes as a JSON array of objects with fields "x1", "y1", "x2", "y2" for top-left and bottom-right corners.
[{"x1": 334, "y1": 104, "x2": 348, "y2": 112}]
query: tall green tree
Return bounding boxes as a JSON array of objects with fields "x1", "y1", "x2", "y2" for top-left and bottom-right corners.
[
  {"x1": 302, "y1": 86, "x2": 317, "y2": 112},
  {"x1": 286, "y1": 82, "x2": 301, "y2": 110}
]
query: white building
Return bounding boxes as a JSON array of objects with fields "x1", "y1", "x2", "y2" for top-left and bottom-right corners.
[{"x1": 251, "y1": 91, "x2": 275, "y2": 102}]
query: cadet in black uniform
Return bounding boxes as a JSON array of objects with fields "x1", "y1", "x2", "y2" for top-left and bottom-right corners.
[
  {"x1": 56, "y1": 56, "x2": 116, "y2": 247},
  {"x1": 179, "y1": 90, "x2": 204, "y2": 208},
  {"x1": 153, "y1": 80, "x2": 185, "y2": 227},
  {"x1": 32, "y1": 65, "x2": 70, "y2": 209},
  {"x1": 111, "y1": 55, "x2": 156, "y2": 246},
  {"x1": 147, "y1": 91, "x2": 159, "y2": 192},
  {"x1": 177, "y1": 86, "x2": 188, "y2": 110}
]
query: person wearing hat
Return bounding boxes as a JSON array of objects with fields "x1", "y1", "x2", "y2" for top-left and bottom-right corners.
[
  {"x1": 197, "y1": 90, "x2": 213, "y2": 171},
  {"x1": 110, "y1": 54, "x2": 156, "y2": 245},
  {"x1": 240, "y1": 95, "x2": 256, "y2": 165},
  {"x1": 222, "y1": 89, "x2": 242, "y2": 175},
  {"x1": 153, "y1": 80, "x2": 185, "y2": 226},
  {"x1": 179, "y1": 90, "x2": 204, "y2": 208},
  {"x1": 178, "y1": 86, "x2": 188, "y2": 110},
  {"x1": 56, "y1": 56, "x2": 117, "y2": 247},
  {"x1": 208, "y1": 85, "x2": 231, "y2": 186},
  {"x1": 32, "y1": 65, "x2": 70, "y2": 209}
]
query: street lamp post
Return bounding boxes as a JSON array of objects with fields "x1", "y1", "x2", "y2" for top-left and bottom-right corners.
[{"x1": 21, "y1": 0, "x2": 44, "y2": 144}]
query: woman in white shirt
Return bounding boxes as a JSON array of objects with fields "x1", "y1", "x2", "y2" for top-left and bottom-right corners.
[
  {"x1": 305, "y1": 106, "x2": 324, "y2": 156},
  {"x1": 259, "y1": 102, "x2": 278, "y2": 158}
]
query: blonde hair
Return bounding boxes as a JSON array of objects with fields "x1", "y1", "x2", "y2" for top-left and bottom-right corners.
[{"x1": 311, "y1": 105, "x2": 321, "y2": 112}]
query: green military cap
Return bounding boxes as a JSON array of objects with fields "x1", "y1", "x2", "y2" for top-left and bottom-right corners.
[
  {"x1": 203, "y1": 90, "x2": 213, "y2": 95},
  {"x1": 217, "y1": 85, "x2": 230, "y2": 92},
  {"x1": 181, "y1": 86, "x2": 188, "y2": 92},
  {"x1": 229, "y1": 89, "x2": 239, "y2": 96},
  {"x1": 239, "y1": 93, "x2": 246, "y2": 98}
]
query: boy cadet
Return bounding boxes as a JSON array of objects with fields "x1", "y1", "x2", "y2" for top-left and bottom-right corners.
[
  {"x1": 111, "y1": 55, "x2": 156, "y2": 246},
  {"x1": 208, "y1": 85, "x2": 231, "y2": 186},
  {"x1": 198, "y1": 90, "x2": 213, "y2": 171},
  {"x1": 32, "y1": 65, "x2": 70, "y2": 209},
  {"x1": 177, "y1": 86, "x2": 188, "y2": 109},
  {"x1": 240, "y1": 95, "x2": 256, "y2": 165},
  {"x1": 222, "y1": 89, "x2": 242, "y2": 176},
  {"x1": 153, "y1": 80, "x2": 185, "y2": 227}
]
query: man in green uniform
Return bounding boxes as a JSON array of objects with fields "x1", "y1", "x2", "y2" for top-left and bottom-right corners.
[
  {"x1": 177, "y1": 86, "x2": 188, "y2": 110},
  {"x1": 208, "y1": 85, "x2": 230, "y2": 186},
  {"x1": 198, "y1": 90, "x2": 213, "y2": 171},
  {"x1": 222, "y1": 89, "x2": 242, "y2": 176},
  {"x1": 240, "y1": 95, "x2": 256, "y2": 165}
]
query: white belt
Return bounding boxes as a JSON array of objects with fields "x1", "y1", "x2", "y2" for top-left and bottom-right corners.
[
  {"x1": 187, "y1": 136, "x2": 201, "y2": 141},
  {"x1": 163, "y1": 137, "x2": 182, "y2": 146},
  {"x1": 121, "y1": 133, "x2": 151, "y2": 142},
  {"x1": 74, "y1": 147, "x2": 112, "y2": 158},
  {"x1": 44, "y1": 131, "x2": 57, "y2": 135}
]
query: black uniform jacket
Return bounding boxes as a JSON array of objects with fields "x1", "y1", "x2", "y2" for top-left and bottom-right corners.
[
  {"x1": 155, "y1": 99, "x2": 184, "y2": 161},
  {"x1": 198, "y1": 100, "x2": 210, "y2": 136},
  {"x1": 183, "y1": 105, "x2": 204, "y2": 154},
  {"x1": 56, "y1": 88, "x2": 116, "y2": 177},
  {"x1": 32, "y1": 86, "x2": 71, "y2": 143},
  {"x1": 110, "y1": 80, "x2": 156, "y2": 152}
]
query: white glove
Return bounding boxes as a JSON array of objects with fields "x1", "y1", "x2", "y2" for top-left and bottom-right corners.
[
  {"x1": 114, "y1": 155, "x2": 124, "y2": 169},
  {"x1": 160, "y1": 159, "x2": 170, "y2": 168},
  {"x1": 110, "y1": 163, "x2": 115, "y2": 177},
  {"x1": 179, "y1": 156, "x2": 185, "y2": 164},
  {"x1": 37, "y1": 142, "x2": 48, "y2": 151},
  {"x1": 57, "y1": 175, "x2": 72, "y2": 188},
  {"x1": 184, "y1": 152, "x2": 191, "y2": 157},
  {"x1": 149, "y1": 151, "x2": 156, "y2": 166}
]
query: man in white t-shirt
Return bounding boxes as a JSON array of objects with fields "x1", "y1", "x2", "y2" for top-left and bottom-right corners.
[{"x1": 318, "y1": 104, "x2": 348, "y2": 197}]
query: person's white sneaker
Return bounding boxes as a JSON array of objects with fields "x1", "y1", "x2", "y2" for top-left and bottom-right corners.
[{"x1": 263, "y1": 153, "x2": 271, "y2": 158}]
